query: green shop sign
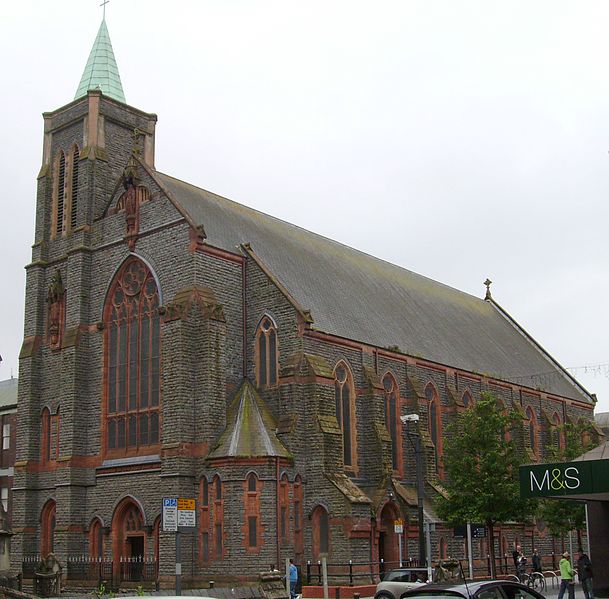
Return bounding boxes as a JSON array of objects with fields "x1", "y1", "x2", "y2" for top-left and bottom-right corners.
[{"x1": 520, "y1": 459, "x2": 609, "y2": 499}]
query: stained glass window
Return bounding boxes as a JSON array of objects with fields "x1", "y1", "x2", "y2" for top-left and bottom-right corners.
[
  {"x1": 335, "y1": 363, "x2": 355, "y2": 467},
  {"x1": 105, "y1": 257, "x2": 160, "y2": 453},
  {"x1": 256, "y1": 316, "x2": 278, "y2": 387},
  {"x1": 382, "y1": 374, "x2": 399, "y2": 470}
]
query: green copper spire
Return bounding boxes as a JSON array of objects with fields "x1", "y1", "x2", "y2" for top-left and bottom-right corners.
[{"x1": 75, "y1": 19, "x2": 126, "y2": 103}]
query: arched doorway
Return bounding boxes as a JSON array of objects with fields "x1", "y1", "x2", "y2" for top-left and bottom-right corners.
[
  {"x1": 378, "y1": 502, "x2": 400, "y2": 571},
  {"x1": 112, "y1": 498, "x2": 146, "y2": 582}
]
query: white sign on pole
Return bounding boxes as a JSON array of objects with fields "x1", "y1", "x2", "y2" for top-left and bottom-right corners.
[
  {"x1": 394, "y1": 519, "x2": 403, "y2": 534},
  {"x1": 163, "y1": 498, "x2": 178, "y2": 532},
  {"x1": 177, "y1": 509, "x2": 196, "y2": 527}
]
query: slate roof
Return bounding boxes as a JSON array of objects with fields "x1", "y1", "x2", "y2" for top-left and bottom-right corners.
[
  {"x1": 0, "y1": 378, "x2": 17, "y2": 410},
  {"x1": 208, "y1": 380, "x2": 291, "y2": 459},
  {"x1": 595, "y1": 412, "x2": 609, "y2": 429},
  {"x1": 75, "y1": 20, "x2": 125, "y2": 103},
  {"x1": 153, "y1": 171, "x2": 592, "y2": 404}
]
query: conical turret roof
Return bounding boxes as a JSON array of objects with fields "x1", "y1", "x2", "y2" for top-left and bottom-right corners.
[{"x1": 75, "y1": 19, "x2": 125, "y2": 103}]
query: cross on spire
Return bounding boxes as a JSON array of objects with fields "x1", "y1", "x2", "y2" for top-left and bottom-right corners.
[{"x1": 100, "y1": 0, "x2": 109, "y2": 20}]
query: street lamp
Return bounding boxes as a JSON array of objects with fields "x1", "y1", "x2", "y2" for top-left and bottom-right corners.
[{"x1": 400, "y1": 414, "x2": 426, "y2": 569}]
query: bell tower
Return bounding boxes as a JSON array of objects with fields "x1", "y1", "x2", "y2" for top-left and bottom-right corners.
[{"x1": 14, "y1": 17, "x2": 157, "y2": 568}]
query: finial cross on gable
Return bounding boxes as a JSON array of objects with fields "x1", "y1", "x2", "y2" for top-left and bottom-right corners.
[
  {"x1": 484, "y1": 278, "x2": 493, "y2": 300},
  {"x1": 100, "y1": 0, "x2": 109, "y2": 20}
]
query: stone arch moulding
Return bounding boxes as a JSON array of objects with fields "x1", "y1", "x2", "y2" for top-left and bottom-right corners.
[
  {"x1": 111, "y1": 494, "x2": 149, "y2": 527},
  {"x1": 254, "y1": 312, "x2": 278, "y2": 334},
  {"x1": 100, "y1": 252, "x2": 164, "y2": 319}
]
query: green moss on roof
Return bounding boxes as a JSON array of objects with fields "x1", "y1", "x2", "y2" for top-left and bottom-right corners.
[
  {"x1": 75, "y1": 20, "x2": 125, "y2": 103},
  {"x1": 208, "y1": 380, "x2": 291, "y2": 459}
]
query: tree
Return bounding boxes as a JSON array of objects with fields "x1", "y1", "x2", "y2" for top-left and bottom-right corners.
[
  {"x1": 537, "y1": 420, "x2": 599, "y2": 548},
  {"x1": 435, "y1": 392, "x2": 532, "y2": 578}
]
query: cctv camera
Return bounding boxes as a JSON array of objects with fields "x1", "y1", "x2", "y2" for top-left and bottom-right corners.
[{"x1": 400, "y1": 414, "x2": 420, "y2": 424}]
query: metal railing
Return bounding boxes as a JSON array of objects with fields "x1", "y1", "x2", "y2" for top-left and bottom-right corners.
[
  {"x1": 305, "y1": 558, "x2": 424, "y2": 586},
  {"x1": 119, "y1": 556, "x2": 158, "y2": 583},
  {"x1": 66, "y1": 556, "x2": 113, "y2": 583}
]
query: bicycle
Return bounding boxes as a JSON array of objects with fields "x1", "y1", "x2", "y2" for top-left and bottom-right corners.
[{"x1": 527, "y1": 571, "x2": 546, "y2": 593}]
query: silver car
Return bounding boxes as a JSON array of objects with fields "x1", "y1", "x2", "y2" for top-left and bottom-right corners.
[{"x1": 375, "y1": 568, "x2": 429, "y2": 599}]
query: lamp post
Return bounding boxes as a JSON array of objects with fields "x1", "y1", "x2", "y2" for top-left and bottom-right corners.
[{"x1": 401, "y1": 414, "x2": 426, "y2": 568}]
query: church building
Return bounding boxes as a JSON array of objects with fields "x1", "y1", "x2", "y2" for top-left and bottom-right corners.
[{"x1": 13, "y1": 18, "x2": 598, "y2": 587}]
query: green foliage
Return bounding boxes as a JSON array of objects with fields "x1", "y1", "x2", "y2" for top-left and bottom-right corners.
[
  {"x1": 136, "y1": 585, "x2": 145, "y2": 596},
  {"x1": 436, "y1": 392, "x2": 531, "y2": 527},
  {"x1": 537, "y1": 420, "x2": 599, "y2": 536},
  {"x1": 435, "y1": 392, "x2": 532, "y2": 577}
]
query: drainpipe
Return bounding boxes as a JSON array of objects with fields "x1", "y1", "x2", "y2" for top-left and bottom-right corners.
[{"x1": 276, "y1": 456, "x2": 281, "y2": 568}]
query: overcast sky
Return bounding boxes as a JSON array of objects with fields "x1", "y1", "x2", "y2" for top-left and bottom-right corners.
[{"x1": 1, "y1": 1, "x2": 608, "y2": 411}]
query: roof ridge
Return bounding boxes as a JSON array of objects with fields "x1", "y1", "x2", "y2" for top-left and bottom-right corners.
[
  {"x1": 154, "y1": 170, "x2": 488, "y2": 305},
  {"x1": 488, "y1": 298, "x2": 594, "y2": 403}
]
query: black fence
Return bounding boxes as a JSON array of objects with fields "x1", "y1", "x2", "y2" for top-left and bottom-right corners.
[
  {"x1": 304, "y1": 553, "x2": 558, "y2": 585},
  {"x1": 23, "y1": 555, "x2": 158, "y2": 585},
  {"x1": 305, "y1": 558, "x2": 424, "y2": 586}
]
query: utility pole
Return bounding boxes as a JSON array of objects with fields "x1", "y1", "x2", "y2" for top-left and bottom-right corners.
[{"x1": 401, "y1": 414, "x2": 426, "y2": 567}]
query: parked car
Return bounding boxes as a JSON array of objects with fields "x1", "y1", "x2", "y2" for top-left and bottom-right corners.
[
  {"x1": 375, "y1": 567, "x2": 429, "y2": 599},
  {"x1": 399, "y1": 579, "x2": 546, "y2": 599}
]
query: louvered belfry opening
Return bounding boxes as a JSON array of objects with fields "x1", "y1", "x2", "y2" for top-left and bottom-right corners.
[
  {"x1": 56, "y1": 152, "x2": 66, "y2": 236},
  {"x1": 70, "y1": 147, "x2": 79, "y2": 230}
]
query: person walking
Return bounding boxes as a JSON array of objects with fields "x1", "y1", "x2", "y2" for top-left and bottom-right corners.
[
  {"x1": 512, "y1": 545, "x2": 522, "y2": 573},
  {"x1": 532, "y1": 549, "x2": 542, "y2": 573},
  {"x1": 289, "y1": 558, "x2": 298, "y2": 599},
  {"x1": 557, "y1": 551, "x2": 576, "y2": 599},
  {"x1": 576, "y1": 548, "x2": 594, "y2": 599}
]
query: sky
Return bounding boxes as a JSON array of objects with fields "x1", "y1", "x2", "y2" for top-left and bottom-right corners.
[{"x1": 1, "y1": 1, "x2": 608, "y2": 411}]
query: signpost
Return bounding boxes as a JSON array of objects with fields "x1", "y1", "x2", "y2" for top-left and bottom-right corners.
[
  {"x1": 394, "y1": 520, "x2": 404, "y2": 566},
  {"x1": 163, "y1": 497, "x2": 197, "y2": 596}
]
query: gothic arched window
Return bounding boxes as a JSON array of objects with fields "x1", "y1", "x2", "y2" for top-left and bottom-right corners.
[
  {"x1": 53, "y1": 151, "x2": 66, "y2": 238},
  {"x1": 526, "y1": 407, "x2": 538, "y2": 456},
  {"x1": 41, "y1": 500, "x2": 56, "y2": 556},
  {"x1": 425, "y1": 382, "x2": 442, "y2": 474},
  {"x1": 213, "y1": 475, "x2": 224, "y2": 558},
  {"x1": 89, "y1": 518, "x2": 103, "y2": 559},
  {"x1": 104, "y1": 257, "x2": 160, "y2": 455},
  {"x1": 312, "y1": 505, "x2": 330, "y2": 559},
  {"x1": 382, "y1": 373, "x2": 400, "y2": 471},
  {"x1": 255, "y1": 316, "x2": 278, "y2": 387},
  {"x1": 69, "y1": 146, "x2": 80, "y2": 231},
  {"x1": 200, "y1": 477, "x2": 210, "y2": 563},
  {"x1": 293, "y1": 474, "x2": 304, "y2": 556},
  {"x1": 41, "y1": 407, "x2": 60, "y2": 464},
  {"x1": 334, "y1": 362, "x2": 356, "y2": 468},
  {"x1": 245, "y1": 473, "x2": 261, "y2": 550},
  {"x1": 462, "y1": 390, "x2": 472, "y2": 408},
  {"x1": 552, "y1": 413, "x2": 564, "y2": 452}
]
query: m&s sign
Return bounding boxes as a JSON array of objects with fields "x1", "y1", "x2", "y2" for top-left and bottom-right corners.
[{"x1": 520, "y1": 459, "x2": 607, "y2": 499}]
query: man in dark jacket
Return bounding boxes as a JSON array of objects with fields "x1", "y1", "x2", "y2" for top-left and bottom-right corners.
[
  {"x1": 576, "y1": 548, "x2": 594, "y2": 599},
  {"x1": 532, "y1": 549, "x2": 542, "y2": 573}
]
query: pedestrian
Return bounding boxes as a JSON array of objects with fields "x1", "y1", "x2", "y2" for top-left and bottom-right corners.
[
  {"x1": 557, "y1": 551, "x2": 575, "y2": 599},
  {"x1": 289, "y1": 558, "x2": 298, "y2": 599},
  {"x1": 576, "y1": 548, "x2": 594, "y2": 599},
  {"x1": 532, "y1": 549, "x2": 542, "y2": 573},
  {"x1": 512, "y1": 545, "x2": 522, "y2": 572},
  {"x1": 517, "y1": 553, "x2": 528, "y2": 583}
]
